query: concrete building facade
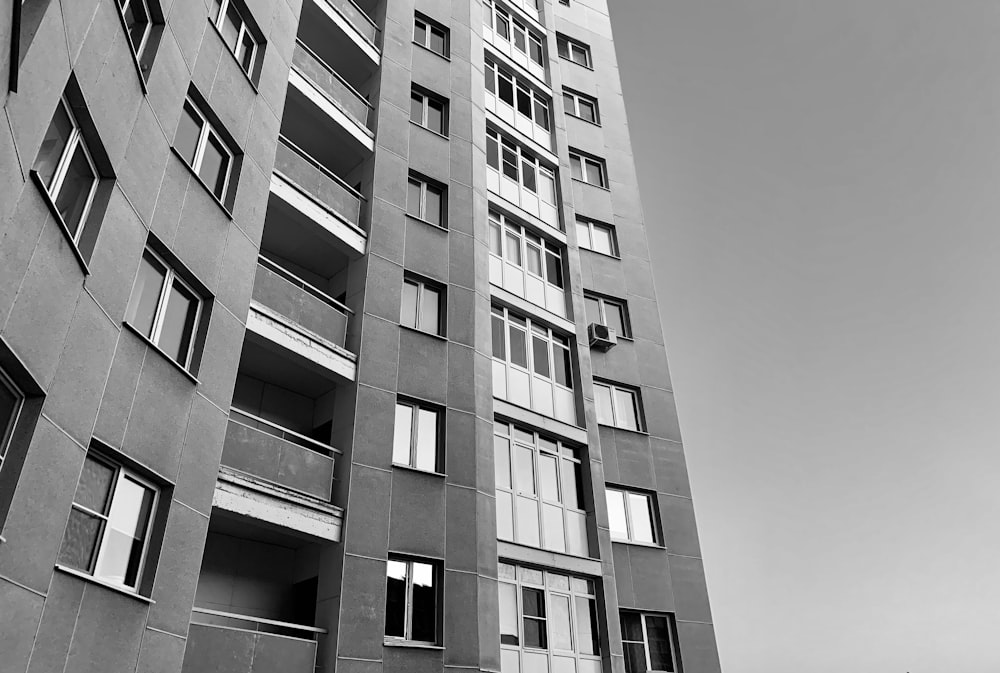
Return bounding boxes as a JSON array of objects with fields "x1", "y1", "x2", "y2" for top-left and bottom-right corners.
[{"x1": 0, "y1": 0, "x2": 721, "y2": 672}]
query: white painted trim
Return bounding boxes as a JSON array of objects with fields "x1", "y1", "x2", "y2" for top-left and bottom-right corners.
[{"x1": 270, "y1": 174, "x2": 367, "y2": 256}]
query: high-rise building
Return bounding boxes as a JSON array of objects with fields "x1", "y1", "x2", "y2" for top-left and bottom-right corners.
[{"x1": 0, "y1": 0, "x2": 721, "y2": 671}]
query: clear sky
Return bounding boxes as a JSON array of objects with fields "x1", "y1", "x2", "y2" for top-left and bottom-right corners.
[{"x1": 608, "y1": 2, "x2": 1000, "y2": 671}]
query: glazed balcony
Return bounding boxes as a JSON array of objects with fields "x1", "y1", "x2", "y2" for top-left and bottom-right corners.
[{"x1": 182, "y1": 610, "x2": 323, "y2": 673}]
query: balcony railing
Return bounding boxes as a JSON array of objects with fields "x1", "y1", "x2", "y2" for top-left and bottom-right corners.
[
  {"x1": 273, "y1": 135, "x2": 364, "y2": 229},
  {"x1": 320, "y1": 0, "x2": 379, "y2": 45},
  {"x1": 182, "y1": 608, "x2": 324, "y2": 673},
  {"x1": 292, "y1": 40, "x2": 372, "y2": 131},
  {"x1": 223, "y1": 409, "x2": 340, "y2": 501},
  {"x1": 253, "y1": 256, "x2": 351, "y2": 349}
]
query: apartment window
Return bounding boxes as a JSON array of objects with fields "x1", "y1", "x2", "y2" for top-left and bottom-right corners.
[
  {"x1": 575, "y1": 217, "x2": 618, "y2": 257},
  {"x1": 485, "y1": 59, "x2": 551, "y2": 133},
  {"x1": 406, "y1": 173, "x2": 446, "y2": 227},
  {"x1": 392, "y1": 401, "x2": 441, "y2": 472},
  {"x1": 57, "y1": 451, "x2": 159, "y2": 592},
  {"x1": 606, "y1": 487, "x2": 659, "y2": 544},
  {"x1": 0, "y1": 371, "x2": 23, "y2": 478},
  {"x1": 584, "y1": 293, "x2": 630, "y2": 338},
  {"x1": 211, "y1": 0, "x2": 262, "y2": 79},
  {"x1": 410, "y1": 87, "x2": 449, "y2": 136},
  {"x1": 621, "y1": 612, "x2": 681, "y2": 673},
  {"x1": 487, "y1": 130, "x2": 558, "y2": 210},
  {"x1": 125, "y1": 248, "x2": 204, "y2": 371},
  {"x1": 488, "y1": 210, "x2": 566, "y2": 316},
  {"x1": 569, "y1": 150, "x2": 607, "y2": 188},
  {"x1": 385, "y1": 557, "x2": 439, "y2": 644},
  {"x1": 175, "y1": 97, "x2": 236, "y2": 203},
  {"x1": 491, "y1": 306, "x2": 576, "y2": 424},
  {"x1": 494, "y1": 421, "x2": 588, "y2": 556},
  {"x1": 483, "y1": 0, "x2": 545, "y2": 69},
  {"x1": 563, "y1": 89, "x2": 599, "y2": 125},
  {"x1": 498, "y1": 563, "x2": 601, "y2": 669},
  {"x1": 116, "y1": 0, "x2": 153, "y2": 57},
  {"x1": 594, "y1": 382, "x2": 643, "y2": 432},
  {"x1": 401, "y1": 276, "x2": 443, "y2": 335},
  {"x1": 414, "y1": 14, "x2": 448, "y2": 57},
  {"x1": 557, "y1": 34, "x2": 592, "y2": 68}
]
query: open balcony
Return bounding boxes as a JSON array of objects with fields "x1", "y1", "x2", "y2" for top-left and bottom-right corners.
[
  {"x1": 253, "y1": 256, "x2": 350, "y2": 350},
  {"x1": 303, "y1": 0, "x2": 380, "y2": 63},
  {"x1": 183, "y1": 613, "x2": 321, "y2": 673}
]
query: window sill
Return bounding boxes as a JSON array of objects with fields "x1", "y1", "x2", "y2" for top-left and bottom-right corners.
[
  {"x1": 409, "y1": 119, "x2": 450, "y2": 141},
  {"x1": 392, "y1": 463, "x2": 447, "y2": 479},
  {"x1": 610, "y1": 538, "x2": 666, "y2": 551},
  {"x1": 169, "y1": 147, "x2": 235, "y2": 219},
  {"x1": 122, "y1": 321, "x2": 201, "y2": 385},
  {"x1": 404, "y1": 213, "x2": 449, "y2": 233},
  {"x1": 29, "y1": 170, "x2": 91, "y2": 276},
  {"x1": 566, "y1": 112, "x2": 601, "y2": 128},
  {"x1": 207, "y1": 20, "x2": 261, "y2": 94},
  {"x1": 596, "y1": 422, "x2": 648, "y2": 437},
  {"x1": 412, "y1": 41, "x2": 450, "y2": 62},
  {"x1": 570, "y1": 177, "x2": 610, "y2": 192},
  {"x1": 577, "y1": 246, "x2": 621, "y2": 261},
  {"x1": 399, "y1": 324, "x2": 448, "y2": 342},
  {"x1": 384, "y1": 639, "x2": 444, "y2": 650},
  {"x1": 558, "y1": 56, "x2": 594, "y2": 71},
  {"x1": 54, "y1": 564, "x2": 155, "y2": 604},
  {"x1": 112, "y1": 7, "x2": 149, "y2": 95}
]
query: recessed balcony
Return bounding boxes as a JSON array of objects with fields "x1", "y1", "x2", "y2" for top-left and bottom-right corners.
[
  {"x1": 183, "y1": 614, "x2": 322, "y2": 673},
  {"x1": 305, "y1": 0, "x2": 380, "y2": 64}
]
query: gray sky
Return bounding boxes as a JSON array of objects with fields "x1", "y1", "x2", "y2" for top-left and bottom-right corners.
[{"x1": 609, "y1": 2, "x2": 1000, "y2": 671}]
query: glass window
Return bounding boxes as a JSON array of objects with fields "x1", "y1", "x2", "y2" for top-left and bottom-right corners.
[
  {"x1": 117, "y1": 0, "x2": 152, "y2": 57},
  {"x1": 621, "y1": 612, "x2": 680, "y2": 673},
  {"x1": 392, "y1": 401, "x2": 440, "y2": 473},
  {"x1": 564, "y1": 89, "x2": 600, "y2": 124},
  {"x1": 406, "y1": 174, "x2": 446, "y2": 226},
  {"x1": 125, "y1": 249, "x2": 203, "y2": 370},
  {"x1": 212, "y1": 0, "x2": 261, "y2": 78},
  {"x1": 557, "y1": 34, "x2": 591, "y2": 67},
  {"x1": 414, "y1": 15, "x2": 449, "y2": 57},
  {"x1": 606, "y1": 487, "x2": 659, "y2": 545},
  {"x1": 411, "y1": 88, "x2": 449, "y2": 135},
  {"x1": 385, "y1": 558, "x2": 439, "y2": 643},
  {"x1": 569, "y1": 150, "x2": 607, "y2": 188},
  {"x1": 585, "y1": 293, "x2": 630, "y2": 337},
  {"x1": 58, "y1": 453, "x2": 158, "y2": 591},
  {"x1": 487, "y1": 130, "x2": 558, "y2": 209},
  {"x1": 174, "y1": 97, "x2": 234, "y2": 203},
  {"x1": 401, "y1": 277, "x2": 443, "y2": 335},
  {"x1": 593, "y1": 382, "x2": 643, "y2": 431},
  {"x1": 0, "y1": 371, "x2": 23, "y2": 473}
]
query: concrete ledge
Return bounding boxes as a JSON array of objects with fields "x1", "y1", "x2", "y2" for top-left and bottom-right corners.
[{"x1": 497, "y1": 541, "x2": 602, "y2": 577}]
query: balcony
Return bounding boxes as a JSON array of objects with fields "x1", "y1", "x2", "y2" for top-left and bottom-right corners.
[
  {"x1": 289, "y1": 40, "x2": 374, "y2": 150},
  {"x1": 270, "y1": 136, "x2": 366, "y2": 257},
  {"x1": 307, "y1": 0, "x2": 380, "y2": 62},
  {"x1": 254, "y1": 257, "x2": 349, "y2": 349},
  {"x1": 182, "y1": 611, "x2": 322, "y2": 673},
  {"x1": 223, "y1": 409, "x2": 339, "y2": 502}
]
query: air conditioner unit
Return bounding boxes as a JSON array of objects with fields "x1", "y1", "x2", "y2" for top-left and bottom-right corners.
[{"x1": 588, "y1": 322, "x2": 617, "y2": 351}]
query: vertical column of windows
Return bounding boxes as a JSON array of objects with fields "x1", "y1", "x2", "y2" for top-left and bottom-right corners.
[{"x1": 488, "y1": 210, "x2": 567, "y2": 317}]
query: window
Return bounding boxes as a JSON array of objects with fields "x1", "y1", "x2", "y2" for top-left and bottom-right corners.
[
  {"x1": 488, "y1": 210, "x2": 566, "y2": 317},
  {"x1": 385, "y1": 557, "x2": 439, "y2": 644},
  {"x1": 410, "y1": 87, "x2": 449, "y2": 136},
  {"x1": 593, "y1": 381, "x2": 643, "y2": 431},
  {"x1": 559, "y1": 0, "x2": 570, "y2": 5},
  {"x1": 57, "y1": 451, "x2": 159, "y2": 592},
  {"x1": 605, "y1": 488, "x2": 659, "y2": 544},
  {"x1": 487, "y1": 129, "x2": 558, "y2": 219},
  {"x1": 392, "y1": 401, "x2": 441, "y2": 472},
  {"x1": 584, "y1": 293, "x2": 630, "y2": 338},
  {"x1": 125, "y1": 248, "x2": 204, "y2": 371},
  {"x1": 485, "y1": 58, "x2": 551, "y2": 133},
  {"x1": 494, "y1": 421, "x2": 588, "y2": 555},
  {"x1": 621, "y1": 612, "x2": 681, "y2": 673},
  {"x1": 0, "y1": 370, "x2": 23, "y2": 478},
  {"x1": 175, "y1": 97, "x2": 236, "y2": 204},
  {"x1": 569, "y1": 150, "x2": 607, "y2": 188},
  {"x1": 406, "y1": 173, "x2": 446, "y2": 227},
  {"x1": 33, "y1": 96, "x2": 101, "y2": 250},
  {"x1": 414, "y1": 13, "x2": 448, "y2": 57},
  {"x1": 116, "y1": 0, "x2": 153, "y2": 58},
  {"x1": 498, "y1": 563, "x2": 601, "y2": 671},
  {"x1": 483, "y1": 0, "x2": 545, "y2": 70},
  {"x1": 211, "y1": 0, "x2": 262, "y2": 79},
  {"x1": 556, "y1": 34, "x2": 592, "y2": 68},
  {"x1": 563, "y1": 89, "x2": 599, "y2": 125},
  {"x1": 575, "y1": 217, "x2": 618, "y2": 257},
  {"x1": 400, "y1": 276, "x2": 443, "y2": 335},
  {"x1": 491, "y1": 306, "x2": 576, "y2": 424}
]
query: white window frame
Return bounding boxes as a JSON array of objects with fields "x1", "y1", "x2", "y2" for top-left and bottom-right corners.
[
  {"x1": 593, "y1": 381, "x2": 643, "y2": 431},
  {"x1": 212, "y1": 0, "x2": 260, "y2": 78},
  {"x1": 484, "y1": 0, "x2": 545, "y2": 67},
  {"x1": 0, "y1": 369, "x2": 24, "y2": 473},
  {"x1": 487, "y1": 129, "x2": 558, "y2": 204},
  {"x1": 489, "y1": 211, "x2": 564, "y2": 291},
  {"x1": 414, "y1": 14, "x2": 448, "y2": 57},
  {"x1": 568, "y1": 150, "x2": 607, "y2": 188},
  {"x1": 575, "y1": 217, "x2": 618, "y2": 257},
  {"x1": 557, "y1": 34, "x2": 592, "y2": 68},
  {"x1": 128, "y1": 248, "x2": 204, "y2": 370},
  {"x1": 621, "y1": 612, "x2": 681, "y2": 673},
  {"x1": 605, "y1": 487, "x2": 659, "y2": 545},
  {"x1": 385, "y1": 557, "x2": 440, "y2": 644},
  {"x1": 178, "y1": 98, "x2": 234, "y2": 202},
  {"x1": 40, "y1": 96, "x2": 100, "y2": 240},
  {"x1": 117, "y1": 0, "x2": 154, "y2": 57},
  {"x1": 62, "y1": 454, "x2": 160, "y2": 592},
  {"x1": 563, "y1": 89, "x2": 599, "y2": 125},
  {"x1": 410, "y1": 88, "x2": 448, "y2": 136},
  {"x1": 584, "y1": 293, "x2": 630, "y2": 338},
  {"x1": 393, "y1": 401, "x2": 441, "y2": 472},
  {"x1": 406, "y1": 174, "x2": 446, "y2": 226},
  {"x1": 401, "y1": 277, "x2": 443, "y2": 335},
  {"x1": 486, "y1": 58, "x2": 551, "y2": 133}
]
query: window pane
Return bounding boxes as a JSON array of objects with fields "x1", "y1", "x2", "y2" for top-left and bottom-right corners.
[
  {"x1": 492, "y1": 313, "x2": 506, "y2": 358},
  {"x1": 487, "y1": 135, "x2": 500, "y2": 169},
  {"x1": 560, "y1": 459, "x2": 581, "y2": 509},
  {"x1": 415, "y1": 408, "x2": 438, "y2": 471},
  {"x1": 529, "y1": 38, "x2": 543, "y2": 65},
  {"x1": 539, "y1": 171, "x2": 556, "y2": 205},
  {"x1": 522, "y1": 160, "x2": 537, "y2": 192},
  {"x1": 410, "y1": 562, "x2": 437, "y2": 642},
  {"x1": 122, "y1": 0, "x2": 150, "y2": 52},
  {"x1": 499, "y1": 582, "x2": 519, "y2": 645},
  {"x1": 545, "y1": 251, "x2": 562, "y2": 287},
  {"x1": 557, "y1": 38, "x2": 569, "y2": 58},
  {"x1": 575, "y1": 221, "x2": 591, "y2": 248},
  {"x1": 384, "y1": 561, "x2": 408, "y2": 637},
  {"x1": 592, "y1": 225, "x2": 614, "y2": 255},
  {"x1": 563, "y1": 93, "x2": 576, "y2": 115},
  {"x1": 575, "y1": 597, "x2": 599, "y2": 655},
  {"x1": 613, "y1": 388, "x2": 639, "y2": 430},
  {"x1": 414, "y1": 20, "x2": 427, "y2": 45},
  {"x1": 410, "y1": 92, "x2": 423, "y2": 124},
  {"x1": 407, "y1": 179, "x2": 422, "y2": 217},
  {"x1": 494, "y1": 434, "x2": 511, "y2": 489},
  {"x1": 75, "y1": 455, "x2": 116, "y2": 513},
  {"x1": 579, "y1": 99, "x2": 596, "y2": 123},
  {"x1": 606, "y1": 303, "x2": 626, "y2": 336},
  {"x1": 158, "y1": 281, "x2": 199, "y2": 365},
  {"x1": 553, "y1": 346, "x2": 571, "y2": 387},
  {"x1": 401, "y1": 281, "x2": 418, "y2": 328},
  {"x1": 505, "y1": 232, "x2": 522, "y2": 265},
  {"x1": 532, "y1": 336, "x2": 549, "y2": 378},
  {"x1": 623, "y1": 642, "x2": 647, "y2": 673},
  {"x1": 58, "y1": 508, "x2": 103, "y2": 572},
  {"x1": 392, "y1": 403, "x2": 413, "y2": 465},
  {"x1": 584, "y1": 296, "x2": 601, "y2": 326},
  {"x1": 238, "y1": 32, "x2": 256, "y2": 73},
  {"x1": 526, "y1": 244, "x2": 542, "y2": 276},
  {"x1": 0, "y1": 377, "x2": 19, "y2": 459},
  {"x1": 586, "y1": 160, "x2": 605, "y2": 187},
  {"x1": 425, "y1": 186, "x2": 442, "y2": 225},
  {"x1": 502, "y1": 148, "x2": 519, "y2": 180},
  {"x1": 645, "y1": 616, "x2": 675, "y2": 672},
  {"x1": 126, "y1": 253, "x2": 167, "y2": 338},
  {"x1": 35, "y1": 102, "x2": 74, "y2": 187},
  {"x1": 221, "y1": 1, "x2": 241, "y2": 50},
  {"x1": 94, "y1": 476, "x2": 154, "y2": 587},
  {"x1": 419, "y1": 286, "x2": 440, "y2": 333},
  {"x1": 620, "y1": 612, "x2": 644, "y2": 641},
  {"x1": 430, "y1": 28, "x2": 446, "y2": 55},
  {"x1": 490, "y1": 221, "x2": 503, "y2": 255},
  {"x1": 428, "y1": 100, "x2": 444, "y2": 134},
  {"x1": 522, "y1": 586, "x2": 545, "y2": 618},
  {"x1": 175, "y1": 103, "x2": 203, "y2": 165},
  {"x1": 509, "y1": 324, "x2": 528, "y2": 368},
  {"x1": 496, "y1": 15, "x2": 509, "y2": 39},
  {"x1": 515, "y1": 444, "x2": 535, "y2": 495},
  {"x1": 538, "y1": 452, "x2": 559, "y2": 501},
  {"x1": 517, "y1": 86, "x2": 532, "y2": 117},
  {"x1": 594, "y1": 385, "x2": 614, "y2": 425},
  {"x1": 570, "y1": 155, "x2": 583, "y2": 181},
  {"x1": 628, "y1": 493, "x2": 655, "y2": 543},
  {"x1": 498, "y1": 74, "x2": 514, "y2": 105},
  {"x1": 200, "y1": 133, "x2": 229, "y2": 199},
  {"x1": 534, "y1": 99, "x2": 549, "y2": 130},
  {"x1": 54, "y1": 144, "x2": 97, "y2": 238},
  {"x1": 606, "y1": 489, "x2": 628, "y2": 539},
  {"x1": 549, "y1": 594, "x2": 573, "y2": 651},
  {"x1": 513, "y1": 26, "x2": 526, "y2": 51}
]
